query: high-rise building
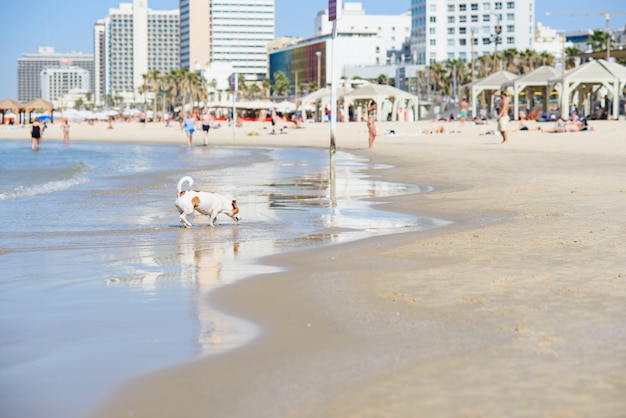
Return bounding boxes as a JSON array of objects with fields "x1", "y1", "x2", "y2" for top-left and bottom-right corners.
[
  {"x1": 410, "y1": 0, "x2": 534, "y2": 65},
  {"x1": 17, "y1": 47, "x2": 94, "y2": 103},
  {"x1": 180, "y1": 0, "x2": 275, "y2": 80},
  {"x1": 95, "y1": 0, "x2": 179, "y2": 105},
  {"x1": 40, "y1": 67, "x2": 90, "y2": 103},
  {"x1": 315, "y1": 2, "x2": 411, "y2": 64}
]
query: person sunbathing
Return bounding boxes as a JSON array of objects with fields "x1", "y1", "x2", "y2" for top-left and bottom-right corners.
[{"x1": 541, "y1": 120, "x2": 589, "y2": 133}]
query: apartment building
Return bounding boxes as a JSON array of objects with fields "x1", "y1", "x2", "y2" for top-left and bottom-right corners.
[
  {"x1": 17, "y1": 47, "x2": 94, "y2": 103},
  {"x1": 95, "y1": 0, "x2": 179, "y2": 105},
  {"x1": 180, "y1": 0, "x2": 275, "y2": 80},
  {"x1": 40, "y1": 67, "x2": 90, "y2": 104},
  {"x1": 410, "y1": 0, "x2": 534, "y2": 64}
]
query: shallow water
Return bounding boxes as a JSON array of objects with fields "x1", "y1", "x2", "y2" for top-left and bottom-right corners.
[{"x1": 0, "y1": 139, "x2": 448, "y2": 418}]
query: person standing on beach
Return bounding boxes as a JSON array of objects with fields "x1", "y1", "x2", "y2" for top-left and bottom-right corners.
[
  {"x1": 201, "y1": 109, "x2": 213, "y2": 146},
  {"x1": 367, "y1": 101, "x2": 377, "y2": 149},
  {"x1": 30, "y1": 118, "x2": 43, "y2": 150},
  {"x1": 61, "y1": 118, "x2": 70, "y2": 146},
  {"x1": 459, "y1": 98, "x2": 468, "y2": 126},
  {"x1": 497, "y1": 92, "x2": 510, "y2": 144},
  {"x1": 183, "y1": 113, "x2": 196, "y2": 147}
]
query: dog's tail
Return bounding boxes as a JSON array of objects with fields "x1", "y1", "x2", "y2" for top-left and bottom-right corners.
[{"x1": 177, "y1": 176, "x2": 193, "y2": 193}]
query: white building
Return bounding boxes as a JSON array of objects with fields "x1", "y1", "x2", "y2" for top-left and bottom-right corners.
[
  {"x1": 410, "y1": 0, "x2": 535, "y2": 64},
  {"x1": 95, "y1": 0, "x2": 179, "y2": 105},
  {"x1": 40, "y1": 66, "x2": 90, "y2": 104},
  {"x1": 180, "y1": 0, "x2": 275, "y2": 80},
  {"x1": 315, "y1": 2, "x2": 411, "y2": 64}
]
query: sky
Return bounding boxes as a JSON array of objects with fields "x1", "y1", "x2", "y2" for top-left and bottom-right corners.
[{"x1": 0, "y1": 0, "x2": 623, "y2": 100}]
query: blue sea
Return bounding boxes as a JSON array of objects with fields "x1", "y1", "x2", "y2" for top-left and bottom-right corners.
[{"x1": 0, "y1": 139, "x2": 448, "y2": 418}]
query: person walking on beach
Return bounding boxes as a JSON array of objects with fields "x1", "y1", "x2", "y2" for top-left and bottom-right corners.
[
  {"x1": 201, "y1": 109, "x2": 213, "y2": 146},
  {"x1": 183, "y1": 113, "x2": 196, "y2": 147},
  {"x1": 497, "y1": 92, "x2": 510, "y2": 144},
  {"x1": 459, "y1": 98, "x2": 468, "y2": 126},
  {"x1": 30, "y1": 118, "x2": 43, "y2": 150},
  {"x1": 367, "y1": 101, "x2": 377, "y2": 149},
  {"x1": 61, "y1": 118, "x2": 71, "y2": 146}
]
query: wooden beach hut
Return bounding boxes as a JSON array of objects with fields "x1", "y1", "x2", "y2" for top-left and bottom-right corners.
[{"x1": 0, "y1": 98, "x2": 26, "y2": 124}]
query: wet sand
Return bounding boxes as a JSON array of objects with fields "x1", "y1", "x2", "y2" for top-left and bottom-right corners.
[{"x1": 3, "y1": 118, "x2": 626, "y2": 416}]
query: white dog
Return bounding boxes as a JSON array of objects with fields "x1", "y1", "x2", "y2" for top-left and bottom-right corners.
[{"x1": 175, "y1": 176, "x2": 241, "y2": 228}]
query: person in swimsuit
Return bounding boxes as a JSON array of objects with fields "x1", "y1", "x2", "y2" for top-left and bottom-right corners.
[
  {"x1": 459, "y1": 98, "x2": 468, "y2": 126},
  {"x1": 201, "y1": 109, "x2": 213, "y2": 146},
  {"x1": 367, "y1": 101, "x2": 377, "y2": 149},
  {"x1": 31, "y1": 118, "x2": 43, "y2": 150},
  {"x1": 183, "y1": 113, "x2": 196, "y2": 147},
  {"x1": 497, "y1": 92, "x2": 510, "y2": 144},
  {"x1": 62, "y1": 118, "x2": 71, "y2": 146}
]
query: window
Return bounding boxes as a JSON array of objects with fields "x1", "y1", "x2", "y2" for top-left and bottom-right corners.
[
  {"x1": 448, "y1": 5, "x2": 455, "y2": 11},
  {"x1": 507, "y1": 36, "x2": 515, "y2": 44},
  {"x1": 495, "y1": 2, "x2": 502, "y2": 9},
  {"x1": 471, "y1": 3, "x2": 478, "y2": 10},
  {"x1": 483, "y1": 2, "x2": 490, "y2": 10},
  {"x1": 430, "y1": 4, "x2": 437, "y2": 12},
  {"x1": 459, "y1": 4, "x2": 467, "y2": 11},
  {"x1": 430, "y1": 39, "x2": 436, "y2": 45},
  {"x1": 507, "y1": 25, "x2": 514, "y2": 32},
  {"x1": 483, "y1": 14, "x2": 490, "y2": 21},
  {"x1": 507, "y1": 13, "x2": 514, "y2": 21},
  {"x1": 448, "y1": 27, "x2": 455, "y2": 34},
  {"x1": 460, "y1": 15, "x2": 467, "y2": 23},
  {"x1": 448, "y1": 16, "x2": 455, "y2": 23},
  {"x1": 459, "y1": 51, "x2": 467, "y2": 60},
  {"x1": 459, "y1": 39, "x2": 467, "y2": 46},
  {"x1": 448, "y1": 39, "x2": 455, "y2": 46},
  {"x1": 482, "y1": 26, "x2": 490, "y2": 34},
  {"x1": 471, "y1": 15, "x2": 479, "y2": 22},
  {"x1": 429, "y1": 27, "x2": 436, "y2": 34},
  {"x1": 448, "y1": 52, "x2": 455, "y2": 60},
  {"x1": 430, "y1": 16, "x2": 436, "y2": 22},
  {"x1": 482, "y1": 37, "x2": 491, "y2": 45},
  {"x1": 459, "y1": 27, "x2": 467, "y2": 34},
  {"x1": 507, "y1": 1, "x2": 515, "y2": 8}
]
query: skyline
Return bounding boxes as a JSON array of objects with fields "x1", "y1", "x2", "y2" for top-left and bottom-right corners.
[{"x1": 0, "y1": 0, "x2": 624, "y2": 100}]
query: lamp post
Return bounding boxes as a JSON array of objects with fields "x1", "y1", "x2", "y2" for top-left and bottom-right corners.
[
  {"x1": 491, "y1": 12, "x2": 501, "y2": 71},
  {"x1": 316, "y1": 51, "x2": 322, "y2": 90},
  {"x1": 470, "y1": 28, "x2": 477, "y2": 82},
  {"x1": 560, "y1": 32, "x2": 568, "y2": 120}
]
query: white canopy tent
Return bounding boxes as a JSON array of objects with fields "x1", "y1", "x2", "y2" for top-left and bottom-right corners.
[
  {"x1": 548, "y1": 59, "x2": 626, "y2": 120},
  {"x1": 502, "y1": 66, "x2": 561, "y2": 121},
  {"x1": 462, "y1": 70, "x2": 517, "y2": 119},
  {"x1": 342, "y1": 83, "x2": 420, "y2": 122}
]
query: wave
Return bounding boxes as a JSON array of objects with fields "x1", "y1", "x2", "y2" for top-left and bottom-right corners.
[{"x1": 0, "y1": 162, "x2": 91, "y2": 201}]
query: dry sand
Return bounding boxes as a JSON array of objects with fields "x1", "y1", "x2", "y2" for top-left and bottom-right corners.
[{"x1": 4, "y1": 118, "x2": 626, "y2": 417}]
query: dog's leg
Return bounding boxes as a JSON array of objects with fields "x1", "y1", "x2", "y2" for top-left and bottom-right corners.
[
  {"x1": 179, "y1": 208, "x2": 193, "y2": 228},
  {"x1": 208, "y1": 213, "x2": 217, "y2": 227}
]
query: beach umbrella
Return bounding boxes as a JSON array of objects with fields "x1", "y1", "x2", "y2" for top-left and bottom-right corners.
[{"x1": 37, "y1": 115, "x2": 52, "y2": 122}]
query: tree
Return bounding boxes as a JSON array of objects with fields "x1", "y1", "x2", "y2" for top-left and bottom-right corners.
[
  {"x1": 587, "y1": 29, "x2": 611, "y2": 52},
  {"x1": 565, "y1": 46, "x2": 580, "y2": 70},
  {"x1": 502, "y1": 48, "x2": 518, "y2": 73},
  {"x1": 273, "y1": 71, "x2": 290, "y2": 97},
  {"x1": 376, "y1": 74, "x2": 388, "y2": 85}
]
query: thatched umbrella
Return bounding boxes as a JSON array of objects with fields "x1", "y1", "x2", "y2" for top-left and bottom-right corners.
[
  {"x1": 26, "y1": 98, "x2": 54, "y2": 122},
  {"x1": 0, "y1": 98, "x2": 26, "y2": 124}
]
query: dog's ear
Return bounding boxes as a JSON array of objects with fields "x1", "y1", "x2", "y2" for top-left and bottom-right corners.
[{"x1": 231, "y1": 200, "x2": 239, "y2": 214}]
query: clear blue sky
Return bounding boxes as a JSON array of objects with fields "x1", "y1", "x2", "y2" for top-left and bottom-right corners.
[{"x1": 0, "y1": 0, "x2": 623, "y2": 100}]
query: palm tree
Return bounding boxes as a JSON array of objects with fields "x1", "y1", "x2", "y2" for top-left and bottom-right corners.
[
  {"x1": 538, "y1": 51, "x2": 555, "y2": 67},
  {"x1": 518, "y1": 49, "x2": 538, "y2": 73},
  {"x1": 237, "y1": 74, "x2": 248, "y2": 99},
  {"x1": 273, "y1": 71, "x2": 290, "y2": 97},
  {"x1": 565, "y1": 46, "x2": 580, "y2": 70},
  {"x1": 376, "y1": 74, "x2": 388, "y2": 85},
  {"x1": 427, "y1": 61, "x2": 447, "y2": 97},
  {"x1": 587, "y1": 29, "x2": 611, "y2": 52},
  {"x1": 502, "y1": 48, "x2": 518, "y2": 73},
  {"x1": 262, "y1": 78, "x2": 272, "y2": 98}
]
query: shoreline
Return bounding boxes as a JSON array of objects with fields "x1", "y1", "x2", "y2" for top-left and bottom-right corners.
[{"x1": 5, "y1": 119, "x2": 626, "y2": 416}]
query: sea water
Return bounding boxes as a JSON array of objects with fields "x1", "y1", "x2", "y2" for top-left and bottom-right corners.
[{"x1": 0, "y1": 139, "x2": 448, "y2": 418}]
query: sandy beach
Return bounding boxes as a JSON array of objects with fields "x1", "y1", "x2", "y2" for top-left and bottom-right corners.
[{"x1": 3, "y1": 117, "x2": 626, "y2": 417}]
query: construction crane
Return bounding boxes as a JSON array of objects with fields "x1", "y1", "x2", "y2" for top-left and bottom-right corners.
[{"x1": 544, "y1": 11, "x2": 626, "y2": 60}]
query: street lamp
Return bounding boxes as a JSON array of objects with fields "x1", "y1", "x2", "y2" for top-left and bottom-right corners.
[
  {"x1": 470, "y1": 27, "x2": 478, "y2": 82},
  {"x1": 316, "y1": 51, "x2": 322, "y2": 90},
  {"x1": 491, "y1": 12, "x2": 502, "y2": 71}
]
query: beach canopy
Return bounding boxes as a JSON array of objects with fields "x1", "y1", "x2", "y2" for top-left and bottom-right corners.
[
  {"x1": 548, "y1": 59, "x2": 626, "y2": 119},
  {"x1": 26, "y1": 98, "x2": 54, "y2": 122},
  {"x1": 502, "y1": 66, "x2": 561, "y2": 120},
  {"x1": 0, "y1": 98, "x2": 26, "y2": 124},
  {"x1": 342, "y1": 83, "x2": 420, "y2": 122},
  {"x1": 462, "y1": 70, "x2": 517, "y2": 118}
]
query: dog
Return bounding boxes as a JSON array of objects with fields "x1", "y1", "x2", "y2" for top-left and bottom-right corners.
[{"x1": 175, "y1": 176, "x2": 241, "y2": 228}]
